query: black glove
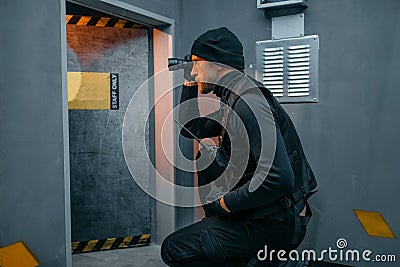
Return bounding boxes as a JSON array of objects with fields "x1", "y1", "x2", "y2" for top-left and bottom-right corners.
[{"x1": 203, "y1": 198, "x2": 229, "y2": 218}]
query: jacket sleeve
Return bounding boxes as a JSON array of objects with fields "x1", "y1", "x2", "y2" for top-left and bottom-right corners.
[
  {"x1": 178, "y1": 85, "x2": 222, "y2": 139},
  {"x1": 223, "y1": 91, "x2": 294, "y2": 212}
]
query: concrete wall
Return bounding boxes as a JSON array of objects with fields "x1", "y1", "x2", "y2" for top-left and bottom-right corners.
[
  {"x1": 299, "y1": 0, "x2": 400, "y2": 258},
  {"x1": 0, "y1": 0, "x2": 71, "y2": 266},
  {"x1": 0, "y1": 0, "x2": 174, "y2": 265},
  {"x1": 67, "y1": 25, "x2": 150, "y2": 241}
]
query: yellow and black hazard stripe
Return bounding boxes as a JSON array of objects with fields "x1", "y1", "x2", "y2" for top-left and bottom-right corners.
[
  {"x1": 66, "y1": 15, "x2": 141, "y2": 28},
  {"x1": 72, "y1": 234, "x2": 151, "y2": 254}
]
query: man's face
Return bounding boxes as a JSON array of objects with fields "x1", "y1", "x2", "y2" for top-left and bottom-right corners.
[{"x1": 191, "y1": 55, "x2": 219, "y2": 94}]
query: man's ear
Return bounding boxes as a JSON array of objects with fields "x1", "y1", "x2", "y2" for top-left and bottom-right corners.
[{"x1": 216, "y1": 65, "x2": 233, "y2": 78}]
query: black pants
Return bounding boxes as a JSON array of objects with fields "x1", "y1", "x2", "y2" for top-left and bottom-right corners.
[
  {"x1": 161, "y1": 213, "x2": 306, "y2": 267},
  {"x1": 161, "y1": 151, "x2": 307, "y2": 266}
]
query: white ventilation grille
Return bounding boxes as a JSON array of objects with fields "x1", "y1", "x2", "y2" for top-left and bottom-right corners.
[
  {"x1": 263, "y1": 47, "x2": 284, "y2": 97},
  {"x1": 256, "y1": 35, "x2": 319, "y2": 103},
  {"x1": 288, "y1": 44, "x2": 310, "y2": 97}
]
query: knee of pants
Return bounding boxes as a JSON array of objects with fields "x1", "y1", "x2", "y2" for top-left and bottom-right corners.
[
  {"x1": 160, "y1": 235, "x2": 175, "y2": 265},
  {"x1": 200, "y1": 226, "x2": 228, "y2": 261}
]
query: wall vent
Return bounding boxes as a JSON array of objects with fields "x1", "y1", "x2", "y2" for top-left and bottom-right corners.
[
  {"x1": 257, "y1": 0, "x2": 308, "y2": 10},
  {"x1": 256, "y1": 35, "x2": 319, "y2": 103}
]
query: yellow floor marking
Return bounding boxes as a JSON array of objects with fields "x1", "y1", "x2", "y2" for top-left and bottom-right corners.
[
  {"x1": 354, "y1": 209, "x2": 396, "y2": 239},
  {"x1": 0, "y1": 242, "x2": 39, "y2": 267}
]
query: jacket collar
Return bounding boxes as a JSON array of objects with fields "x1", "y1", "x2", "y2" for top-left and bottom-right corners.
[{"x1": 212, "y1": 71, "x2": 241, "y2": 102}]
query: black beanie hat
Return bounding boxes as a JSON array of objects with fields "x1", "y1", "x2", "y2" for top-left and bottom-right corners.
[{"x1": 191, "y1": 27, "x2": 245, "y2": 71}]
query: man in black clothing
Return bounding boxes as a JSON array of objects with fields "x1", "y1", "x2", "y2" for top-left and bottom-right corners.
[{"x1": 161, "y1": 27, "x2": 316, "y2": 267}]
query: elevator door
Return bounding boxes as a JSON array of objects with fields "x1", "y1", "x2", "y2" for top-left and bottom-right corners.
[{"x1": 66, "y1": 2, "x2": 152, "y2": 243}]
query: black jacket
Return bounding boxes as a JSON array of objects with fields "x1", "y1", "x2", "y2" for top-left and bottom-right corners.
[{"x1": 179, "y1": 71, "x2": 317, "y2": 219}]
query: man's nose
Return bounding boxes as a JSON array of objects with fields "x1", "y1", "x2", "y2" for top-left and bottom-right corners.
[{"x1": 190, "y1": 65, "x2": 197, "y2": 78}]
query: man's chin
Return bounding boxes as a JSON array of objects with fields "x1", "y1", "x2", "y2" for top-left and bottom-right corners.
[{"x1": 198, "y1": 82, "x2": 214, "y2": 94}]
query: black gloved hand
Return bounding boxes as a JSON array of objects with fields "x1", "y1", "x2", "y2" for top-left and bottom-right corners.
[{"x1": 203, "y1": 198, "x2": 229, "y2": 218}]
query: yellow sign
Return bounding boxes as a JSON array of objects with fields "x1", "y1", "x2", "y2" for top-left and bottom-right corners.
[{"x1": 68, "y1": 72, "x2": 119, "y2": 110}]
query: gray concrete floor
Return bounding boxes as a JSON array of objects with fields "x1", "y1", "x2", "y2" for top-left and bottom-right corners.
[{"x1": 72, "y1": 245, "x2": 168, "y2": 267}]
